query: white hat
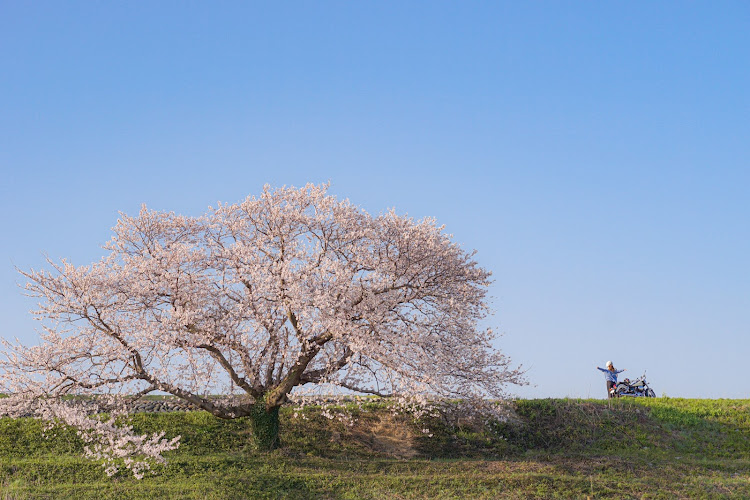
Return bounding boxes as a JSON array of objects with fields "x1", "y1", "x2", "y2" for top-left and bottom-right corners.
[{"x1": 606, "y1": 360, "x2": 613, "y2": 367}]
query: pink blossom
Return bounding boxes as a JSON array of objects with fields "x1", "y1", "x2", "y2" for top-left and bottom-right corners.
[{"x1": 0, "y1": 183, "x2": 524, "y2": 478}]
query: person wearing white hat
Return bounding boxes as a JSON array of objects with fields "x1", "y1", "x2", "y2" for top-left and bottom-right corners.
[{"x1": 597, "y1": 361, "x2": 626, "y2": 398}]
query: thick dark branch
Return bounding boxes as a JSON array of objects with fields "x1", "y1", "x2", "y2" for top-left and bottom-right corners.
[
  {"x1": 195, "y1": 343, "x2": 260, "y2": 398},
  {"x1": 265, "y1": 341, "x2": 327, "y2": 408},
  {"x1": 286, "y1": 309, "x2": 303, "y2": 339},
  {"x1": 126, "y1": 384, "x2": 158, "y2": 402},
  {"x1": 63, "y1": 373, "x2": 142, "y2": 390},
  {"x1": 336, "y1": 380, "x2": 393, "y2": 397},
  {"x1": 300, "y1": 346, "x2": 352, "y2": 384},
  {"x1": 82, "y1": 310, "x2": 146, "y2": 375},
  {"x1": 140, "y1": 374, "x2": 252, "y2": 419},
  {"x1": 264, "y1": 336, "x2": 280, "y2": 387},
  {"x1": 185, "y1": 324, "x2": 259, "y2": 392},
  {"x1": 310, "y1": 331, "x2": 333, "y2": 347}
]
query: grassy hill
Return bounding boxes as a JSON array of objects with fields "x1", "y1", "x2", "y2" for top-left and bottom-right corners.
[{"x1": 1, "y1": 398, "x2": 749, "y2": 499}]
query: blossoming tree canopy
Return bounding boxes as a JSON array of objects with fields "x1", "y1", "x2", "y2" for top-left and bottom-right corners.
[{"x1": 0, "y1": 183, "x2": 524, "y2": 476}]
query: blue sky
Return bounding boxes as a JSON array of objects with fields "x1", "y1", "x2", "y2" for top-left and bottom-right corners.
[{"x1": 2, "y1": 2, "x2": 748, "y2": 398}]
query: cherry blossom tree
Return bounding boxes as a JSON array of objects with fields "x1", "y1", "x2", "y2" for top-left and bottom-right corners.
[{"x1": 0, "y1": 183, "x2": 523, "y2": 476}]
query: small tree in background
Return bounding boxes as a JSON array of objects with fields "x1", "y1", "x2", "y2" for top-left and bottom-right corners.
[{"x1": 0, "y1": 183, "x2": 524, "y2": 477}]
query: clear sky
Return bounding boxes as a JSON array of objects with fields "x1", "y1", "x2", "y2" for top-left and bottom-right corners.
[{"x1": 2, "y1": 2, "x2": 748, "y2": 399}]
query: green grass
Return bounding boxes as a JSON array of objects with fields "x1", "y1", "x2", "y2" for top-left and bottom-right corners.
[{"x1": 1, "y1": 398, "x2": 749, "y2": 499}]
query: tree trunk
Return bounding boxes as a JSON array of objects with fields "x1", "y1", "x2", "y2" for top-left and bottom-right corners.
[{"x1": 249, "y1": 397, "x2": 280, "y2": 451}]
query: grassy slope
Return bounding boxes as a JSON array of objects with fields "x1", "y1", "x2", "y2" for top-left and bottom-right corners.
[{"x1": 1, "y1": 398, "x2": 749, "y2": 499}]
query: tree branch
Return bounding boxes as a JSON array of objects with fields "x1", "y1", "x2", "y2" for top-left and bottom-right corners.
[
  {"x1": 300, "y1": 346, "x2": 352, "y2": 384},
  {"x1": 335, "y1": 380, "x2": 393, "y2": 397},
  {"x1": 195, "y1": 343, "x2": 260, "y2": 398}
]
